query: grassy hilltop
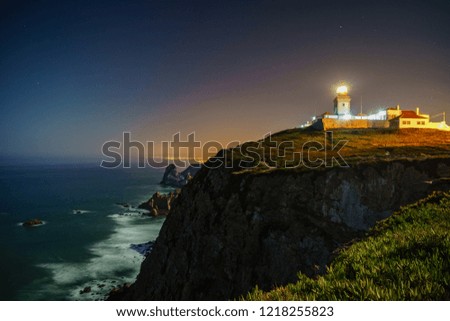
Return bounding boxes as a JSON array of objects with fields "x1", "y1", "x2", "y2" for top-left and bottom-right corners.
[
  {"x1": 245, "y1": 190, "x2": 450, "y2": 300},
  {"x1": 224, "y1": 128, "x2": 450, "y2": 172}
]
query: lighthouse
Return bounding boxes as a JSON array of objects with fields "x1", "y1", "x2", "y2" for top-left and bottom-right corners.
[{"x1": 333, "y1": 85, "x2": 351, "y2": 116}]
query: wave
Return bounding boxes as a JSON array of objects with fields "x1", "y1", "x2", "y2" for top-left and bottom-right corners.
[
  {"x1": 72, "y1": 209, "x2": 92, "y2": 215},
  {"x1": 34, "y1": 213, "x2": 164, "y2": 300}
]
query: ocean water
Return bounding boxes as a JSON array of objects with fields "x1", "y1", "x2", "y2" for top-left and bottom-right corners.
[{"x1": 0, "y1": 164, "x2": 172, "y2": 300}]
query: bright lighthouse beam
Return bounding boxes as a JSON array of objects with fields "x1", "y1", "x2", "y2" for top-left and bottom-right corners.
[{"x1": 336, "y1": 85, "x2": 348, "y2": 94}]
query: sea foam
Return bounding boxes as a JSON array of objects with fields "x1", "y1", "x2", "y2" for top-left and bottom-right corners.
[
  {"x1": 72, "y1": 209, "x2": 92, "y2": 215},
  {"x1": 35, "y1": 213, "x2": 164, "y2": 300}
]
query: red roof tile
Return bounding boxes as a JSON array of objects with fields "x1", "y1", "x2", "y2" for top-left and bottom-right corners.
[{"x1": 398, "y1": 110, "x2": 427, "y2": 119}]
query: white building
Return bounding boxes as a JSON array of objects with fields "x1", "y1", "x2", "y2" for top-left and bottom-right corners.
[
  {"x1": 334, "y1": 85, "x2": 351, "y2": 116},
  {"x1": 304, "y1": 86, "x2": 449, "y2": 131},
  {"x1": 388, "y1": 107, "x2": 429, "y2": 129}
]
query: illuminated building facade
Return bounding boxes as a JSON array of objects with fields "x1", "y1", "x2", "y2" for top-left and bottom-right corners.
[{"x1": 304, "y1": 86, "x2": 449, "y2": 131}]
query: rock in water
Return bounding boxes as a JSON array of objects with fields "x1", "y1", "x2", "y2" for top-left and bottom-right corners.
[
  {"x1": 130, "y1": 241, "x2": 155, "y2": 256},
  {"x1": 80, "y1": 286, "x2": 91, "y2": 294},
  {"x1": 22, "y1": 219, "x2": 43, "y2": 227},
  {"x1": 138, "y1": 191, "x2": 179, "y2": 216},
  {"x1": 160, "y1": 164, "x2": 201, "y2": 187},
  {"x1": 160, "y1": 164, "x2": 179, "y2": 186}
]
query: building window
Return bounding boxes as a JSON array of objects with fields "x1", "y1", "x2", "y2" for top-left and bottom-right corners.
[
  {"x1": 342, "y1": 103, "x2": 345, "y2": 107},
  {"x1": 402, "y1": 121, "x2": 407, "y2": 125},
  {"x1": 417, "y1": 121, "x2": 421, "y2": 125}
]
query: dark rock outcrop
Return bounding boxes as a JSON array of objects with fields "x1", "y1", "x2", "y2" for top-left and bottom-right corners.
[
  {"x1": 108, "y1": 283, "x2": 131, "y2": 301},
  {"x1": 80, "y1": 286, "x2": 91, "y2": 294},
  {"x1": 138, "y1": 191, "x2": 179, "y2": 216},
  {"x1": 160, "y1": 164, "x2": 178, "y2": 186},
  {"x1": 117, "y1": 157, "x2": 450, "y2": 300},
  {"x1": 180, "y1": 165, "x2": 201, "y2": 181},
  {"x1": 130, "y1": 241, "x2": 155, "y2": 256},
  {"x1": 22, "y1": 219, "x2": 43, "y2": 227},
  {"x1": 160, "y1": 164, "x2": 201, "y2": 187}
]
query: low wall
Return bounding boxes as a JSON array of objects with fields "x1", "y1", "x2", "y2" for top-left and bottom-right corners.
[{"x1": 311, "y1": 119, "x2": 389, "y2": 130}]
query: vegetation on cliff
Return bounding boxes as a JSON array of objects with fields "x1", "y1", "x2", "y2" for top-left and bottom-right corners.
[
  {"x1": 114, "y1": 128, "x2": 449, "y2": 301},
  {"x1": 246, "y1": 190, "x2": 450, "y2": 300},
  {"x1": 224, "y1": 128, "x2": 450, "y2": 173}
]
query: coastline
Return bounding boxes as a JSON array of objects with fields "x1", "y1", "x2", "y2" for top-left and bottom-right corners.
[
  {"x1": 0, "y1": 165, "x2": 171, "y2": 300},
  {"x1": 112, "y1": 130, "x2": 450, "y2": 301}
]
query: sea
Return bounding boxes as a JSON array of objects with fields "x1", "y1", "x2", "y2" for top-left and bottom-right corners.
[{"x1": 0, "y1": 163, "x2": 173, "y2": 300}]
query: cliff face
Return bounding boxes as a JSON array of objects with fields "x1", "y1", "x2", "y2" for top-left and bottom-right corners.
[{"x1": 121, "y1": 158, "x2": 450, "y2": 300}]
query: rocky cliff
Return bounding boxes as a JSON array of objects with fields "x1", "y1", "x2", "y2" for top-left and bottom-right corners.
[
  {"x1": 160, "y1": 164, "x2": 201, "y2": 187},
  {"x1": 116, "y1": 157, "x2": 450, "y2": 300},
  {"x1": 138, "y1": 191, "x2": 179, "y2": 216}
]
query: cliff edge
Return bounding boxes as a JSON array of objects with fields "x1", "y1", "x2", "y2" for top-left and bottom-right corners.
[{"x1": 112, "y1": 129, "x2": 450, "y2": 300}]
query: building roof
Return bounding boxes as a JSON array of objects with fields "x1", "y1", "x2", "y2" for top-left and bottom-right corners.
[
  {"x1": 399, "y1": 110, "x2": 428, "y2": 119},
  {"x1": 389, "y1": 110, "x2": 428, "y2": 121}
]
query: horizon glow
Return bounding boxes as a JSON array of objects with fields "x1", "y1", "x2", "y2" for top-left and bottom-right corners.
[{"x1": 1, "y1": 1, "x2": 449, "y2": 162}]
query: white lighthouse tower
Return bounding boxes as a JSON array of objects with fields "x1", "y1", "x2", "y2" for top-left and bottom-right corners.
[{"x1": 333, "y1": 85, "x2": 351, "y2": 116}]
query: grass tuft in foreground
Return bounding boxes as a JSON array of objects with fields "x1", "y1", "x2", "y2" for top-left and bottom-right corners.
[{"x1": 245, "y1": 190, "x2": 450, "y2": 300}]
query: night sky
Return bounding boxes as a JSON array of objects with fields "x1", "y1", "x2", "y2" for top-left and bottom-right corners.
[{"x1": 1, "y1": 0, "x2": 449, "y2": 162}]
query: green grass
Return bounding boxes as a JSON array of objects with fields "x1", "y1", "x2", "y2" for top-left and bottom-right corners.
[{"x1": 244, "y1": 190, "x2": 450, "y2": 300}]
